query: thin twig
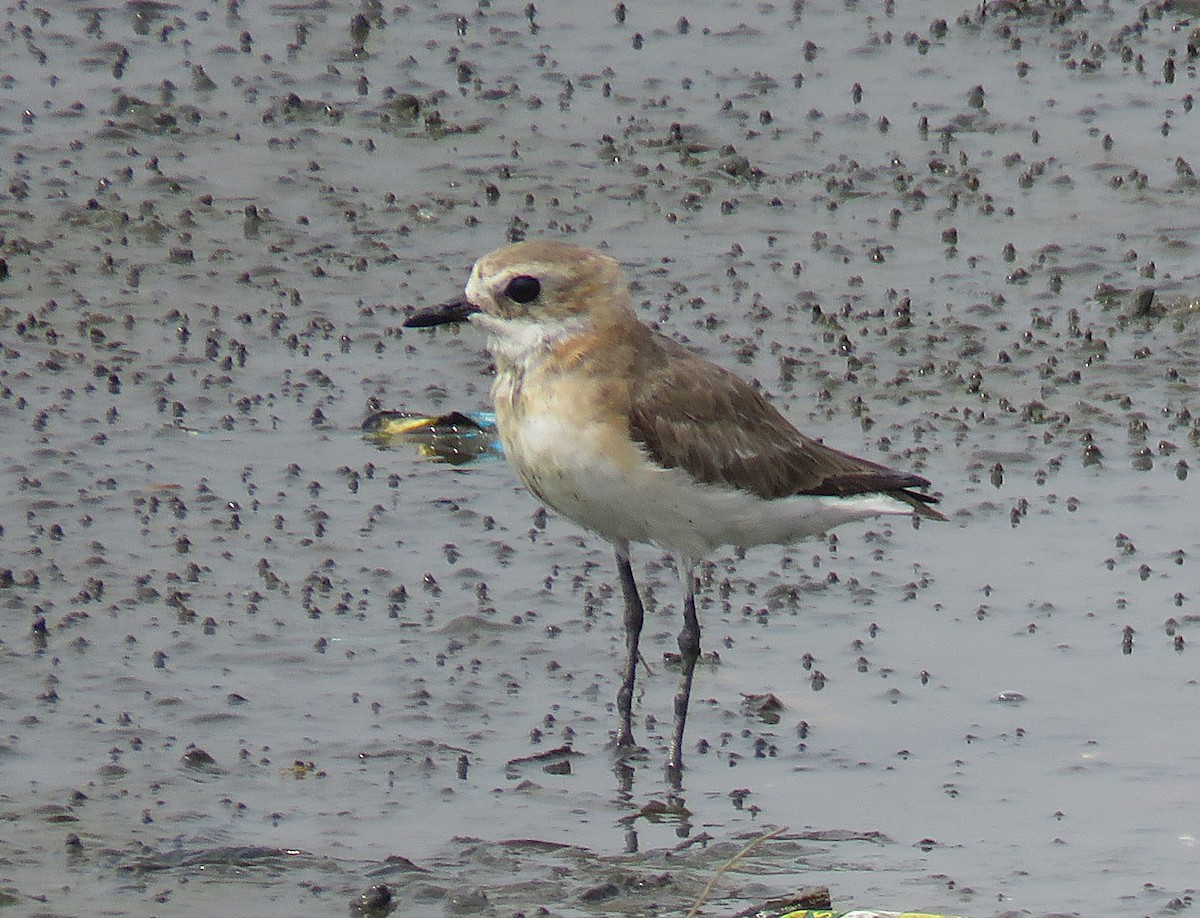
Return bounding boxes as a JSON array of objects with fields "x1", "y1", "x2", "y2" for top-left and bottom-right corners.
[{"x1": 683, "y1": 824, "x2": 789, "y2": 918}]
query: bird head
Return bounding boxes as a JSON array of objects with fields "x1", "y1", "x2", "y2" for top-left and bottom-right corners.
[{"x1": 404, "y1": 240, "x2": 630, "y2": 335}]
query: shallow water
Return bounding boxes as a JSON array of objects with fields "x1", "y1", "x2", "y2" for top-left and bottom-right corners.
[{"x1": 1, "y1": 0, "x2": 1199, "y2": 915}]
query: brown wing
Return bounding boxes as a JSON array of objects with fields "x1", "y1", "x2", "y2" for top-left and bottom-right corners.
[{"x1": 627, "y1": 332, "x2": 943, "y2": 517}]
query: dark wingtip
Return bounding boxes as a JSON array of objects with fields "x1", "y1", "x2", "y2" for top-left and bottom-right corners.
[
  {"x1": 893, "y1": 488, "x2": 947, "y2": 521},
  {"x1": 403, "y1": 299, "x2": 479, "y2": 328}
]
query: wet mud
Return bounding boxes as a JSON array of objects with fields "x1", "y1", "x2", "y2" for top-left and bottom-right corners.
[{"x1": 1, "y1": 0, "x2": 1199, "y2": 915}]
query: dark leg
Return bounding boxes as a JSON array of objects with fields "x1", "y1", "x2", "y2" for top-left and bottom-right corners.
[
  {"x1": 667, "y1": 558, "x2": 701, "y2": 776},
  {"x1": 614, "y1": 539, "x2": 644, "y2": 749}
]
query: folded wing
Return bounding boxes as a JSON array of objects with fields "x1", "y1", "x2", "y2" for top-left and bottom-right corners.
[{"x1": 627, "y1": 334, "x2": 943, "y2": 518}]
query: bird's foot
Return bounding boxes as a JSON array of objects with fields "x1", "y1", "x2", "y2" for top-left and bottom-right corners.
[
  {"x1": 610, "y1": 733, "x2": 648, "y2": 759},
  {"x1": 664, "y1": 758, "x2": 684, "y2": 789}
]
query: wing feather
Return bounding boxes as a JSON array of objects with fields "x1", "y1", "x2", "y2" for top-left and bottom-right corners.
[{"x1": 626, "y1": 333, "x2": 943, "y2": 517}]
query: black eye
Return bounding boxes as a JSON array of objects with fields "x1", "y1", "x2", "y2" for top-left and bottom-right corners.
[{"x1": 504, "y1": 275, "x2": 541, "y2": 304}]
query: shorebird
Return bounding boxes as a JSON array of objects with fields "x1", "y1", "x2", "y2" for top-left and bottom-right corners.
[{"x1": 404, "y1": 240, "x2": 943, "y2": 774}]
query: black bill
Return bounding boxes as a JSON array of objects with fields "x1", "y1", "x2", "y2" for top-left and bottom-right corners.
[{"x1": 403, "y1": 298, "x2": 479, "y2": 328}]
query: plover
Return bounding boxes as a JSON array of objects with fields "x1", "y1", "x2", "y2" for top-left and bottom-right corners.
[{"x1": 405, "y1": 240, "x2": 943, "y2": 774}]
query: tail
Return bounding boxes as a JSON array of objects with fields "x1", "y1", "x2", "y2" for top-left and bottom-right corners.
[{"x1": 889, "y1": 488, "x2": 947, "y2": 522}]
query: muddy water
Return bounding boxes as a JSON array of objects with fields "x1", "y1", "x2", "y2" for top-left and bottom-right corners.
[{"x1": 1, "y1": 0, "x2": 1198, "y2": 915}]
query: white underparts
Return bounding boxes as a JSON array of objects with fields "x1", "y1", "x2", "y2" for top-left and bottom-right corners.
[{"x1": 500, "y1": 400, "x2": 913, "y2": 559}]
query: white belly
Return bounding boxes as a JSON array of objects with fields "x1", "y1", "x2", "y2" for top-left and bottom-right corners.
[{"x1": 497, "y1": 400, "x2": 913, "y2": 563}]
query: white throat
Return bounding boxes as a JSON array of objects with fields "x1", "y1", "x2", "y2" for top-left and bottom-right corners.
[{"x1": 471, "y1": 313, "x2": 585, "y2": 366}]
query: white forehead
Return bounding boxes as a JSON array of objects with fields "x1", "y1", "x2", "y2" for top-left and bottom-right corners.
[{"x1": 465, "y1": 254, "x2": 583, "y2": 302}]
